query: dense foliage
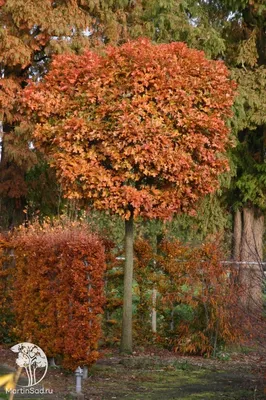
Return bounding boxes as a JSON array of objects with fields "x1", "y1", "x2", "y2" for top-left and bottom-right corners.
[
  {"x1": 21, "y1": 37, "x2": 237, "y2": 352},
  {"x1": 1, "y1": 0, "x2": 265, "y2": 362},
  {"x1": 104, "y1": 238, "x2": 249, "y2": 355},
  {"x1": 0, "y1": 236, "x2": 14, "y2": 343},
  {"x1": 0, "y1": 224, "x2": 259, "y2": 360},
  {"x1": 156, "y1": 240, "x2": 246, "y2": 355},
  {"x1": 0, "y1": 221, "x2": 106, "y2": 370},
  {"x1": 23, "y1": 38, "x2": 236, "y2": 219}
]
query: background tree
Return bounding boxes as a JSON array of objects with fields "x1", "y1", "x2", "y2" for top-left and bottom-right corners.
[
  {"x1": 228, "y1": 1, "x2": 266, "y2": 309},
  {"x1": 186, "y1": 0, "x2": 266, "y2": 308},
  {"x1": 23, "y1": 38, "x2": 236, "y2": 352}
]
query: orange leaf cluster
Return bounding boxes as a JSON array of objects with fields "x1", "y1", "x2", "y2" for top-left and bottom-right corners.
[
  {"x1": 8, "y1": 220, "x2": 106, "y2": 370},
  {"x1": 157, "y1": 239, "x2": 248, "y2": 355},
  {"x1": 22, "y1": 38, "x2": 237, "y2": 220},
  {"x1": 0, "y1": 78, "x2": 21, "y2": 123},
  {"x1": 0, "y1": 235, "x2": 15, "y2": 342},
  {"x1": 131, "y1": 238, "x2": 249, "y2": 355}
]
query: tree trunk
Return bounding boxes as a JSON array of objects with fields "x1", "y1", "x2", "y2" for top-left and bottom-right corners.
[
  {"x1": 0, "y1": 126, "x2": 26, "y2": 229},
  {"x1": 234, "y1": 206, "x2": 264, "y2": 311},
  {"x1": 120, "y1": 213, "x2": 134, "y2": 353}
]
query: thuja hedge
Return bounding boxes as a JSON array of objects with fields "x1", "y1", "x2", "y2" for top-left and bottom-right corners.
[{"x1": 0, "y1": 220, "x2": 106, "y2": 370}]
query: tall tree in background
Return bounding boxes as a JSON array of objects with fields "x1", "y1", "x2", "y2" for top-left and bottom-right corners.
[
  {"x1": 0, "y1": 0, "x2": 87, "y2": 227},
  {"x1": 198, "y1": 0, "x2": 266, "y2": 307},
  {"x1": 229, "y1": 1, "x2": 266, "y2": 308},
  {"x1": 22, "y1": 38, "x2": 236, "y2": 352},
  {"x1": 161, "y1": 0, "x2": 266, "y2": 307},
  {"x1": 0, "y1": 0, "x2": 137, "y2": 228}
]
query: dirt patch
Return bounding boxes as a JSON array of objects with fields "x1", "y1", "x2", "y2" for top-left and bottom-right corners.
[
  {"x1": 1, "y1": 346, "x2": 266, "y2": 399},
  {"x1": 78, "y1": 356, "x2": 265, "y2": 400}
]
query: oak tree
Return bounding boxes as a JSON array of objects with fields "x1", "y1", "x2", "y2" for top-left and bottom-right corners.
[
  {"x1": 23, "y1": 38, "x2": 236, "y2": 352},
  {"x1": 0, "y1": 0, "x2": 233, "y2": 228}
]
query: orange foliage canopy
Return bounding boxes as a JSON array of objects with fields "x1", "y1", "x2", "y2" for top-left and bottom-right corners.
[{"x1": 23, "y1": 38, "x2": 236, "y2": 219}]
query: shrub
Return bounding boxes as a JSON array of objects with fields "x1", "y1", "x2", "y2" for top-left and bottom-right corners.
[
  {"x1": 0, "y1": 235, "x2": 15, "y2": 343},
  {"x1": 157, "y1": 239, "x2": 247, "y2": 355},
  {"x1": 130, "y1": 237, "x2": 249, "y2": 356},
  {"x1": 10, "y1": 219, "x2": 106, "y2": 370}
]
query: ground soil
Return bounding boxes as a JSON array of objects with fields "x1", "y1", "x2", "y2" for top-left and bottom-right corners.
[{"x1": 1, "y1": 345, "x2": 266, "y2": 399}]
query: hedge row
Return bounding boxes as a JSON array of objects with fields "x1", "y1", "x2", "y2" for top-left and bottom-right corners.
[{"x1": 0, "y1": 220, "x2": 106, "y2": 370}]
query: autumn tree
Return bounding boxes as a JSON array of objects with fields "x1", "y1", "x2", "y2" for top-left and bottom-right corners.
[
  {"x1": 0, "y1": 0, "x2": 235, "y2": 229},
  {"x1": 22, "y1": 38, "x2": 236, "y2": 352}
]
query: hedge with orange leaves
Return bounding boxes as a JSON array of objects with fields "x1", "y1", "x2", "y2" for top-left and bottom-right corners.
[
  {"x1": 0, "y1": 235, "x2": 15, "y2": 342},
  {"x1": 9, "y1": 220, "x2": 106, "y2": 370}
]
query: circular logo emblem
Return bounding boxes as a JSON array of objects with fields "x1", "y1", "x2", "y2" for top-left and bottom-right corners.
[{"x1": 10, "y1": 342, "x2": 48, "y2": 387}]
